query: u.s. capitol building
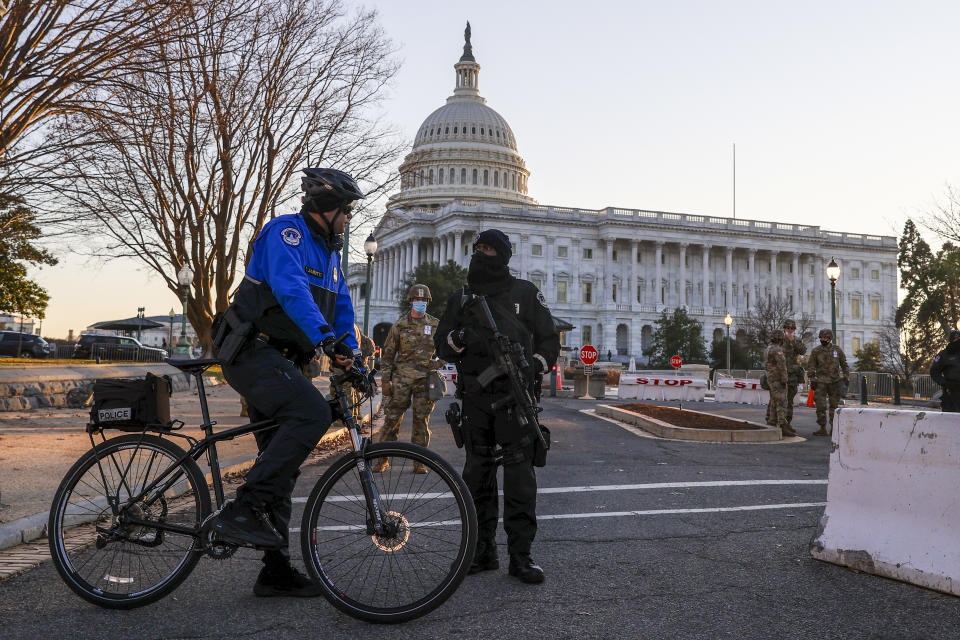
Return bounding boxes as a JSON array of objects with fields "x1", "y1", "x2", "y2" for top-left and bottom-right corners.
[{"x1": 349, "y1": 26, "x2": 897, "y2": 364}]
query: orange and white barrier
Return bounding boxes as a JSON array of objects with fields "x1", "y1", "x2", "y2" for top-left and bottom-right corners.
[
  {"x1": 811, "y1": 408, "x2": 960, "y2": 596},
  {"x1": 617, "y1": 376, "x2": 707, "y2": 402}
]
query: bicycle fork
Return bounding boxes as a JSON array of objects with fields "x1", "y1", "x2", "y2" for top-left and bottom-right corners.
[{"x1": 339, "y1": 396, "x2": 392, "y2": 537}]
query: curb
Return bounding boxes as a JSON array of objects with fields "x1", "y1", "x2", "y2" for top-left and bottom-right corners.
[{"x1": 595, "y1": 404, "x2": 782, "y2": 443}]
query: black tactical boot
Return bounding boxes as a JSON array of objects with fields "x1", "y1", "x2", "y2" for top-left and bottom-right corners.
[
  {"x1": 253, "y1": 564, "x2": 323, "y2": 598},
  {"x1": 508, "y1": 553, "x2": 545, "y2": 584},
  {"x1": 205, "y1": 499, "x2": 284, "y2": 549},
  {"x1": 468, "y1": 539, "x2": 499, "y2": 575}
]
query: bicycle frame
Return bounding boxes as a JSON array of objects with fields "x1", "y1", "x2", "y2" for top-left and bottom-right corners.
[{"x1": 90, "y1": 364, "x2": 392, "y2": 542}]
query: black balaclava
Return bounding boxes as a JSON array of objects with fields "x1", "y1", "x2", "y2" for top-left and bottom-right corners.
[
  {"x1": 467, "y1": 229, "x2": 512, "y2": 294},
  {"x1": 301, "y1": 195, "x2": 346, "y2": 251}
]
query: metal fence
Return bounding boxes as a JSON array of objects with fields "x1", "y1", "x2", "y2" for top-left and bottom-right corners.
[
  {"x1": 71, "y1": 343, "x2": 168, "y2": 363},
  {"x1": 845, "y1": 372, "x2": 938, "y2": 403}
]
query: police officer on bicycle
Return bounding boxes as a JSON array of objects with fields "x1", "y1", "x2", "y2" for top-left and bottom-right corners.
[
  {"x1": 435, "y1": 229, "x2": 559, "y2": 584},
  {"x1": 208, "y1": 168, "x2": 364, "y2": 597}
]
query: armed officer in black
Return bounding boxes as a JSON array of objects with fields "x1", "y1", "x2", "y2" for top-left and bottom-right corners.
[
  {"x1": 931, "y1": 329, "x2": 960, "y2": 413},
  {"x1": 435, "y1": 229, "x2": 560, "y2": 584}
]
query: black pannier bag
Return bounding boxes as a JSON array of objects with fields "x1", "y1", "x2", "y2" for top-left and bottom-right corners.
[{"x1": 89, "y1": 373, "x2": 173, "y2": 431}]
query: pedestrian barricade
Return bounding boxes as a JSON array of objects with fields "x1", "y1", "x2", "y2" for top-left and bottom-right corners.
[
  {"x1": 713, "y1": 378, "x2": 808, "y2": 405},
  {"x1": 618, "y1": 376, "x2": 707, "y2": 401},
  {"x1": 714, "y1": 378, "x2": 765, "y2": 404},
  {"x1": 811, "y1": 408, "x2": 960, "y2": 596}
]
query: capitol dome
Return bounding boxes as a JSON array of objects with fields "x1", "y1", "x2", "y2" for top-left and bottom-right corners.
[{"x1": 388, "y1": 23, "x2": 536, "y2": 209}]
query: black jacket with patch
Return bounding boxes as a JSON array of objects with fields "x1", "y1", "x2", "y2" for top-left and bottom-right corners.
[{"x1": 434, "y1": 277, "x2": 560, "y2": 382}]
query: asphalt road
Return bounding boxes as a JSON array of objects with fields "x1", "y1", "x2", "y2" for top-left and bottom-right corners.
[{"x1": 2, "y1": 396, "x2": 959, "y2": 639}]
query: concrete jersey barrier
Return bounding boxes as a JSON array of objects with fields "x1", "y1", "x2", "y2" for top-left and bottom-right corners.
[
  {"x1": 811, "y1": 407, "x2": 960, "y2": 596},
  {"x1": 618, "y1": 376, "x2": 707, "y2": 402},
  {"x1": 714, "y1": 378, "x2": 807, "y2": 405}
]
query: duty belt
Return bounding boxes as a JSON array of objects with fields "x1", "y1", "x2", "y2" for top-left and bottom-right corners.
[{"x1": 256, "y1": 332, "x2": 303, "y2": 362}]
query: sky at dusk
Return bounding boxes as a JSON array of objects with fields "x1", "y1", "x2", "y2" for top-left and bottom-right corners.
[{"x1": 28, "y1": 0, "x2": 960, "y2": 339}]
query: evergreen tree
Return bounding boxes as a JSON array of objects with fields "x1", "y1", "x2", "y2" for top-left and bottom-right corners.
[
  {"x1": 643, "y1": 308, "x2": 707, "y2": 366},
  {"x1": 853, "y1": 341, "x2": 884, "y2": 372},
  {"x1": 0, "y1": 194, "x2": 56, "y2": 317},
  {"x1": 397, "y1": 260, "x2": 469, "y2": 317}
]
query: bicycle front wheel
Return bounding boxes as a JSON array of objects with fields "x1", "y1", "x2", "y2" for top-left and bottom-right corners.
[
  {"x1": 48, "y1": 434, "x2": 211, "y2": 609},
  {"x1": 300, "y1": 442, "x2": 477, "y2": 623}
]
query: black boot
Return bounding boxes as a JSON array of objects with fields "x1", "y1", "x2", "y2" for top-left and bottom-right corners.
[
  {"x1": 253, "y1": 564, "x2": 323, "y2": 598},
  {"x1": 468, "y1": 539, "x2": 499, "y2": 575},
  {"x1": 508, "y1": 553, "x2": 544, "y2": 584},
  {"x1": 205, "y1": 499, "x2": 284, "y2": 549}
]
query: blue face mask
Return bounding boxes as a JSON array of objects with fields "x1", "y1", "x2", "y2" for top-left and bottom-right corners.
[{"x1": 412, "y1": 301, "x2": 428, "y2": 313}]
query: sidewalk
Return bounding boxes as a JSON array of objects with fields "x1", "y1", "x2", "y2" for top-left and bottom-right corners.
[{"x1": 0, "y1": 377, "x2": 381, "y2": 554}]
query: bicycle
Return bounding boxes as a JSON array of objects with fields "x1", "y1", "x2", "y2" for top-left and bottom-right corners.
[{"x1": 48, "y1": 339, "x2": 477, "y2": 623}]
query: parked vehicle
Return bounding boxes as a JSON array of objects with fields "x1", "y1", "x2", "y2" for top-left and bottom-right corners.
[
  {"x1": 0, "y1": 331, "x2": 53, "y2": 358},
  {"x1": 72, "y1": 334, "x2": 168, "y2": 361}
]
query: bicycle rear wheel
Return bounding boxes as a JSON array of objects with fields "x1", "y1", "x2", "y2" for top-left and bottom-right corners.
[
  {"x1": 300, "y1": 442, "x2": 477, "y2": 623},
  {"x1": 48, "y1": 434, "x2": 210, "y2": 609}
]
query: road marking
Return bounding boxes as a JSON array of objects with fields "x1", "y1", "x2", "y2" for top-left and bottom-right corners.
[
  {"x1": 289, "y1": 501, "x2": 827, "y2": 532},
  {"x1": 291, "y1": 479, "x2": 826, "y2": 503}
]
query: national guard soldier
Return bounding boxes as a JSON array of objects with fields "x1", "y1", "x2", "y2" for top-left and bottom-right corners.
[
  {"x1": 806, "y1": 328, "x2": 849, "y2": 435},
  {"x1": 435, "y1": 229, "x2": 560, "y2": 585},
  {"x1": 765, "y1": 330, "x2": 794, "y2": 437},
  {"x1": 374, "y1": 284, "x2": 445, "y2": 473},
  {"x1": 766, "y1": 318, "x2": 807, "y2": 431},
  {"x1": 930, "y1": 329, "x2": 960, "y2": 412}
]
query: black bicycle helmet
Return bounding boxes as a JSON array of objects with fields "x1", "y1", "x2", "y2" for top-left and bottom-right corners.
[{"x1": 301, "y1": 168, "x2": 365, "y2": 202}]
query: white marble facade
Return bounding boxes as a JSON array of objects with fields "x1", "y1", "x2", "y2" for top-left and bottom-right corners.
[{"x1": 347, "y1": 27, "x2": 898, "y2": 363}]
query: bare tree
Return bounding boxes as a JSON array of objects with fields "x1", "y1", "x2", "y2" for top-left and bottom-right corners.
[
  {"x1": 877, "y1": 315, "x2": 938, "y2": 380},
  {"x1": 739, "y1": 294, "x2": 814, "y2": 349},
  {"x1": 0, "y1": 0, "x2": 184, "y2": 195},
  {"x1": 49, "y1": 0, "x2": 403, "y2": 348},
  {"x1": 922, "y1": 184, "x2": 960, "y2": 246}
]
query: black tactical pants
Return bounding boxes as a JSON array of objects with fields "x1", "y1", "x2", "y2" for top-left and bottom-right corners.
[
  {"x1": 222, "y1": 339, "x2": 332, "y2": 568},
  {"x1": 461, "y1": 393, "x2": 538, "y2": 558},
  {"x1": 942, "y1": 386, "x2": 960, "y2": 413}
]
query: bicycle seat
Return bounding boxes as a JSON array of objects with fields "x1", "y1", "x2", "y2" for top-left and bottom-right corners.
[{"x1": 166, "y1": 357, "x2": 220, "y2": 374}]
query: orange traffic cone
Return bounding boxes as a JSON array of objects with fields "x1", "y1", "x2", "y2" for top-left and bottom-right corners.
[
  {"x1": 556, "y1": 369, "x2": 562, "y2": 390},
  {"x1": 806, "y1": 388, "x2": 815, "y2": 407}
]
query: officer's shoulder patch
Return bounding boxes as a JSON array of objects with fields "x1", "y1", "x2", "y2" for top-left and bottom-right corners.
[
  {"x1": 935, "y1": 354, "x2": 941, "y2": 362},
  {"x1": 536, "y1": 291, "x2": 548, "y2": 308},
  {"x1": 280, "y1": 227, "x2": 301, "y2": 247}
]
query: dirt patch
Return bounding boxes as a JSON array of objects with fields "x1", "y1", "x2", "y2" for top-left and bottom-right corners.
[{"x1": 616, "y1": 403, "x2": 764, "y2": 430}]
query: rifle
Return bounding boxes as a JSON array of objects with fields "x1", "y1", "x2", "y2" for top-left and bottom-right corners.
[{"x1": 462, "y1": 294, "x2": 549, "y2": 463}]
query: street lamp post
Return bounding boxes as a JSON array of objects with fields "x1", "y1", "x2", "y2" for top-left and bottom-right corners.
[
  {"x1": 175, "y1": 265, "x2": 194, "y2": 355},
  {"x1": 136, "y1": 306, "x2": 145, "y2": 342},
  {"x1": 826, "y1": 258, "x2": 840, "y2": 339},
  {"x1": 168, "y1": 307, "x2": 175, "y2": 351},
  {"x1": 724, "y1": 313, "x2": 733, "y2": 375},
  {"x1": 363, "y1": 234, "x2": 378, "y2": 335}
]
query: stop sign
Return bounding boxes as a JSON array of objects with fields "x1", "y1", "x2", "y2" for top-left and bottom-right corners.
[
  {"x1": 579, "y1": 345, "x2": 598, "y2": 365},
  {"x1": 670, "y1": 355, "x2": 683, "y2": 368}
]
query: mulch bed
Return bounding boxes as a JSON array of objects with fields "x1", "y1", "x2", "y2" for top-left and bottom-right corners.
[{"x1": 616, "y1": 403, "x2": 764, "y2": 431}]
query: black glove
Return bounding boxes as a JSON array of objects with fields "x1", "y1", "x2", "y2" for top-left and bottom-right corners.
[
  {"x1": 320, "y1": 337, "x2": 353, "y2": 361},
  {"x1": 532, "y1": 357, "x2": 545, "y2": 375},
  {"x1": 450, "y1": 327, "x2": 480, "y2": 351}
]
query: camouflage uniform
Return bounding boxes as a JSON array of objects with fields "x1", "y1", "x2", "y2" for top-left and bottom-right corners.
[
  {"x1": 765, "y1": 331, "x2": 791, "y2": 436},
  {"x1": 379, "y1": 311, "x2": 444, "y2": 448},
  {"x1": 766, "y1": 320, "x2": 807, "y2": 427},
  {"x1": 806, "y1": 330, "x2": 849, "y2": 433}
]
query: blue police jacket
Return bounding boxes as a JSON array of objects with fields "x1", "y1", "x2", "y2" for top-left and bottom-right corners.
[{"x1": 232, "y1": 213, "x2": 358, "y2": 355}]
